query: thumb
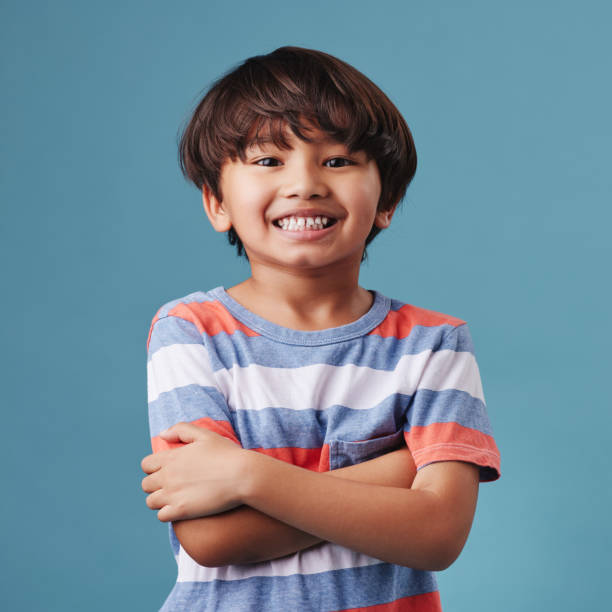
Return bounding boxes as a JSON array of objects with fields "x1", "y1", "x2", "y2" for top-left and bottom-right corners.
[{"x1": 159, "y1": 422, "x2": 205, "y2": 444}]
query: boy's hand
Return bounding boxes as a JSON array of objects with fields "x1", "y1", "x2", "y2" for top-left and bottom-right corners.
[{"x1": 141, "y1": 423, "x2": 247, "y2": 522}]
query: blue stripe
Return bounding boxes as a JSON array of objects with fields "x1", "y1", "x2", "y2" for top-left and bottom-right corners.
[
  {"x1": 406, "y1": 389, "x2": 492, "y2": 435},
  {"x1": 388, "y1": 297, "x2": 406, "y2": 311},
  {"x1": 234, "y1": 395, "x2": 407, "y2": 450},
  {"x1": 168, "y1": 525, "x2": 180, "y2": 558},
  {"x1": 148, "y1": 385, "x2": 236, "y2": 439},
  {"x1": 148, "y1": 323, "x2": 472, "y2": 370},
  {"x1": 148, "y1": 315, "x2": 203, "y2": 359},
  {"x1": 160, "y1": 563, "x2": 437, "y2": 612},
  {"x1": 234, "y1": 405, "x2": 329, "y2": 449},
  {"x1": 230, "y1": 390, "x2": 489, "y2": 451},
  {"x1": 149, "y1": 293, "x2": 474, "y2": 367},
  {"x1": 149, "y1": 387, "x2": 490, "y2": 448},
  {"x1": 146, "y1": 315, "x2": 461, "y2": 365}
]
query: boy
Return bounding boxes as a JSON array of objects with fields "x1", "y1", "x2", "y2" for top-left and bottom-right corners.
[{"x1": 141, "y1": 46, "x2": 500, "y2": 611}]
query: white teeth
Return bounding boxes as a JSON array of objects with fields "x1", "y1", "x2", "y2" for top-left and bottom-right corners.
[{"x1": 276, "y1": 215, "x2": 333, "y2": 232}]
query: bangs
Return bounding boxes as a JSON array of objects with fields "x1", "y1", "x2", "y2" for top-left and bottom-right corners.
[{"x1": 221, "y1": 76, "x2": 380, "y2": 163}]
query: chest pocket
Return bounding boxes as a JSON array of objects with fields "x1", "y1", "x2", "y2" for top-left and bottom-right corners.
[{"x1": 329, "y1": 429, "x2": 405, "y2": 470}]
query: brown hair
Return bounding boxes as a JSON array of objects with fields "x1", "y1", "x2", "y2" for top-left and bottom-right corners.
[{"x1": 179, "y1": 46, "x2": 417, "y2": 257}]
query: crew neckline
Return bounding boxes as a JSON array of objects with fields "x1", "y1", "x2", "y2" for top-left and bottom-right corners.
[{"x1": 209, "y1": 286, "x2": 390, "y2": 346}]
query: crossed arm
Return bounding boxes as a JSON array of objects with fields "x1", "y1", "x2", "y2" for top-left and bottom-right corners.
[
  {"x1": 142, "y1": 424, "x2": 480, "y2": 571},
  {"x1": 173, "y1": 444, "x2": 417, "y2": 566}
]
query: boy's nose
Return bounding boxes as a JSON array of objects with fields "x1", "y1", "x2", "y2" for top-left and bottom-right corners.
[{"x1": 279, "y1": 162, "x2": 329, "y2": 200}]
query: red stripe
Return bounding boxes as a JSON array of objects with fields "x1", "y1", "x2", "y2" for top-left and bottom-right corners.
[
  {"x1": 341, "y1": 590, "x2": 441, "y2": 611},
  {"x1": 253, "y1": 445, "x2": 330, "y2": 472},
  {"x1": 151, "y1": 417, "x2": 241, "y2": 453},
  {"x1": 369, "y1": 304, "x2": 464, "y2": 339},
  {"x1": 405, "y1": 422, "x2": 500, "y2": 480},
  {"x1": 319, "y1": 443, "x2": 331, "y2": 472},
  {"x1": 146, "y1": 307, "x2": 163, "y2": 351},
  {"x1": 167, "y1": 300, "x2": 259, "y2": 337},
  {"x1": 151, "y1": 423, "x2": 331, "y2": 473}
]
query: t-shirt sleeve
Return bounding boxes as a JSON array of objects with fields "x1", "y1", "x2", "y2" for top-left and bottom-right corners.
[
  {"x1": 146, "y1": 312, "x2": 241, "y2": 453},
  {"x1": 403, "y1": 323, "x2": 500, "y2": 481}
]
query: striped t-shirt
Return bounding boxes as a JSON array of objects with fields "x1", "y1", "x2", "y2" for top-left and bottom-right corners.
[{"x1": 147, "y1": 286, "x2": 500, "y2": 612}]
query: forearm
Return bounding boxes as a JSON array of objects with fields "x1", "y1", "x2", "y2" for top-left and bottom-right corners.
[
  {"x1": 241, "y1": 454, "x2": 479, "y2": 571},
  {"x1": 174, "y1": 505, "x2": 319, "y2": 566},
  {"x1": 174, "y1": 447, "x2": 415, "y2": 566}
]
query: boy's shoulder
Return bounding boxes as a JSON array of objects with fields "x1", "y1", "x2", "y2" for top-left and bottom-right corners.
[
  {"x1": 368, "y1": 296, "x2": 477, "y2": 354},
  {"x1": 151, "y1": 289, "x2": 218, "y2": 322},
  {"x1": 147, "y1": 287, "x2": 255, "y2": 350},
  {"x1": 372, "y1": 295, "x2": 467, "y2": 338}
]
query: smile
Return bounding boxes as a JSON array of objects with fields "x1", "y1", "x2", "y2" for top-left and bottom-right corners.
[{"x1": 273, "y1": 215, "x2": 337, "y2": 232}]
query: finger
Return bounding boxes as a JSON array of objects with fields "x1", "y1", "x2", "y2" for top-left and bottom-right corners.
[
  {"x1": 160, "y1": 422, "x2": 207, "y2": 444},
  {"x1": 141, "y1": 473, "x2": 160, "y2": 494},
  {"x1": 158, "y1": 504, "x2": 184, "y2": 523},
  {"x1": 146, "y1": 489, "x2": 166, "y2": 511},
  {"x1": 157, "y1": 506, "x2": 173, "y2": 522},
  {"x1": 141, "y1": 449, "x2": 171, "y2": 474}
]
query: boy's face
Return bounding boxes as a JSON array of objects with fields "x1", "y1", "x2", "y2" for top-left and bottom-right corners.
[{"x1": 203, "y1": 123, "x2": 394, "y2": 274}]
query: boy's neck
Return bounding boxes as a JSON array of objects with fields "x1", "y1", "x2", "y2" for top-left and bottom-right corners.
[{"x1": 226, "y1": 264, "x2": 373, "y2": 332}]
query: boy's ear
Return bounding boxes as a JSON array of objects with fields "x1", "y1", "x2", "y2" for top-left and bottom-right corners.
[
  {"x1": 373, "y1": 204, "x2": 397, "y2": 229},
  {"x1": 202, "y1": 185, "x2": 232, "y2": 232}
]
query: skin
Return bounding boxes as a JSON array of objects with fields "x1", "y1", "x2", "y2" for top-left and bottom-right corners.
[
  {"x1": 150, "y1": 429, "x2": 417, "y2": 566},
  {"x1": 142, "y1": 424, "x2": 479, "y2": 570},
  {"x1": 202, "y1": 124, "x2": 394, "y2": 331},
  {"x1": 141, "y1": 124, "x2": 480, "y2": 569}
]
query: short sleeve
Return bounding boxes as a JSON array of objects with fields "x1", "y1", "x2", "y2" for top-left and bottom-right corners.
[
  {"x1": 146, "y1": 313, "x2": 241, "y2": 453},
  {"x1": 403, "y1": 324, "x2": 500, "y2": 481}
]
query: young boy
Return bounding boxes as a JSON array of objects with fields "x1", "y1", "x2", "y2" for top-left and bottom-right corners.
[{"x1": 141, "y1": 46, "x2": 500, "y2": 611}]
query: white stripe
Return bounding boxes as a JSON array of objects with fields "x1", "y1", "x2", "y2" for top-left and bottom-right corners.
[
  {"x1": 419, "y1": 349, "x2": 484, "y2": 402},
  {"x1": 147, "y1": 343, "x2": 217, "y2": 403},
  {"x1": 176, "y1": 542, "x2": 382, "y2": 583},
  {"x1": 214, "y1": 349, "x2": 483, "y2": 412},
  {"x1": 148, "y1": 345, "x2": 483, "y2": 409}
]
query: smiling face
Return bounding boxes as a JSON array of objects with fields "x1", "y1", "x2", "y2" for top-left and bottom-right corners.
[{"x1": 203, "y1": 124, "x2": 394, "y2": 276}]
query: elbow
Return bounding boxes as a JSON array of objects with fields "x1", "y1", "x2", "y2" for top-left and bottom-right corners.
[
  {"x1": 192, "y1": 546, "x2": 261, "y2": 568},
  {"x1": 410, "y1": 495, "x2": 475, "y2": 571},
  {"x1": 419, "y1": 529, "x2": 470, "y2": 572},
  {"x1": 173, "y1": 519, "x2": 260, "y2": 567},
  {"x1": 180, "y1": 538, "x2": 240, "y2": 568},
  {"x1": 190, "y1": 548, "x2": 260, "y2": 568},
  {"x1": 400, "y1": 544, "x2": 463, "y2": 572},
  {"x1": 421, "y1": 548, "x2": 461, "y2": 572},
  {"x1": 173, "y1": 520, "x2": 227, "y2": 568},
  {"x1": 398, "y1": 523, "x2": 470, "y2": 572},
  {"x1": 184, "y1": 545, "x2": 223, "y2": 569}
]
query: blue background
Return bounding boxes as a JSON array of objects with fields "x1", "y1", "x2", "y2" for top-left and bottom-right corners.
[{"x1": 2, "y1": 1, "x2": 610, "y2": 610}]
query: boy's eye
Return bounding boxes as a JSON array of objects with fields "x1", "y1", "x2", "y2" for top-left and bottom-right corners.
[
  {"x1": 254, "y1": 156, "x2": 354, "y2": 168},
  {"x1": 255, "y1": 157, "x2": 282, "y2": 167},
  {"x1": 325, "y1": 157, "x2": 354, "y2": 168}
]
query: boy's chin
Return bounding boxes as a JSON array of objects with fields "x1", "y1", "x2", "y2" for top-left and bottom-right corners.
[{"x1": 247, "y1": 250, "x2": 364, "y2": 274}]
